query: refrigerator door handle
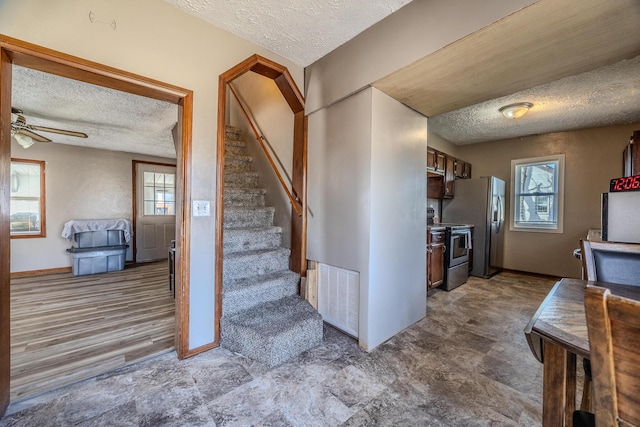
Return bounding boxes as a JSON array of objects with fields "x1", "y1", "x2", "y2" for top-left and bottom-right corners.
[{"x1": 496, "y1": 196, "x2": 503, "y2": 234}]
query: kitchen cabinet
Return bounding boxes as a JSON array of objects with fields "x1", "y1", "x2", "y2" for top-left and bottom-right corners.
[
  {"x1": 427, "y1": 149, "x2": 472, "y2": 199},
  {"x1": 427, "y1": 228, "x2": 446, "y2": 290},
  {"x1": 444, "y1": 156, "x2": 456, "y2": 198},
  {"x1": 427, "y1": 148, "x2": 445, "y2": 175},
  {"x1": 623, "y1": 130, "x2": 640, "y2": 176},
  {"x1": 427, "y1": 175, "x2": 444, "y2": 199},
  {"x1": 455, "y1": 160, "x2": 472, "y2": 179}
]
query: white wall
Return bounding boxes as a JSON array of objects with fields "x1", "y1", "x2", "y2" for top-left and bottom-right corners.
[
  {"x1": 304, "y1": 0, "x2": 536, "y2": 114},
  {"x1": 308, "y1": 87, "x2": 427, "y2": 351},
  {"x1": 229, "y1": 73, "x2": 295, "y2": 247},
  {"x1": 307, "y1": 88, "x2": 372, "y2": 272},
  {"x1": 368, "y1": 89, "x2": 426, "y2": 349},
  {"x1": 0, "y1": 0, "x2": 303, "y2": 350},
  {"x1": 10, "y1": 140, "x2": 175, "y2": 273}
]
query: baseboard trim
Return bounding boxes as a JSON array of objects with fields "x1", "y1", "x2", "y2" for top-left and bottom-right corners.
[{"x1": 10, "y1": 267, "x2": 72, "y2": 278}]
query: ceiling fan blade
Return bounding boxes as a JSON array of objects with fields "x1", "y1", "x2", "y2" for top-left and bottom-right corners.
[
  {"x1": 28, "y1": 125, "x2": 88, "y2": 138},
  {"x1": 17, "y1": 128, "x2": 52, "y2": 143}
]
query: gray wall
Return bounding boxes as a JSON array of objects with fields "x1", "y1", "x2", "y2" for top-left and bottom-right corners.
[
  {"x1": 1, "y1": 0, "x2": 303, "y2": 350},
  {"x1": 304, "y1": 0, "x2": 536, "y2": 114},
  {"x1": 10, "y1": 140, "x2": 175, "y2": 273},
  {"x1": 229, "y1": 73, "x2": 295, "y2": 248},
  {"x1": 457, "y1": 123, "x2": 640, "y2": 278},
  {"x1": 308, "y1": 88, "x2": 427, "y2": 351}
]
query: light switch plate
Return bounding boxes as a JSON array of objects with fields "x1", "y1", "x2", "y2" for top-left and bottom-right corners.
[{"x1": 193, "y1": 200, "x2": 211, "y2": 217}]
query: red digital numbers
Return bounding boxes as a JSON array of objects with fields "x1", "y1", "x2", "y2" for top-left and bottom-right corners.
[{"x1": 610, "y1": 175, "x2": 640, "y2": 192}]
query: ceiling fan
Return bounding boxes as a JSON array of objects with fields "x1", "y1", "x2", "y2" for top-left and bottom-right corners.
[{"x1": 11, "y1": 107, "x2": 88, "y2": 148}]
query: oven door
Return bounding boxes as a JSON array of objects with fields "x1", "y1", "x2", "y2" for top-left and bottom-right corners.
[{"x1": 449, "y1": 229, "x2": 471, "y2": 267}]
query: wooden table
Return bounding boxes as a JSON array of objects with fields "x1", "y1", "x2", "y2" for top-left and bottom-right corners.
[{"x1": 524, "y1": 278, "x2": 640, "y2": 427}]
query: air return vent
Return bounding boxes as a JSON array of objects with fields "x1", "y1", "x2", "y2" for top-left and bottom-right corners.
[{"x1": 317, "y1": 263, "x2": 359, "y2": 338}]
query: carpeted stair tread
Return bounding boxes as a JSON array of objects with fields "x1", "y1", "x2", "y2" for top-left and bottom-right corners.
[
  {"x1": 224, "y1": 171, "x2": 259, "y2": 188},
  {"x1": 225, "y1": 126, "x2": 243, "y2": 141},
  {"x1": 223, "y1": 270, "x2": 299, "y2": 292},
  {"x1": 220, "y1": 295, "x2": 323, "y2": 367},
  {"x1": 224, "y1": 187, "x2": 267, "y2": 208},
  {"x1": 222, "y1": 271, "x2": 299, "y2": 316},
  {"x1": 221, "y1": 124, "x2": 322, "y2": 366},
  {"x1": 225, "y1": 186, "x2": 266, "y2": 194},
  {"x1": 224, "y1": 206, "x2": 274, "y2": 228},
  {"x1": 225, "y1": 155, "x2": 253, "y2": 173},
  {"x1": 223, "y1": 226, "x2": 282, "y2": 254},
  {"x1": 223, "y1": 248, "x2": 290, "y2": 281}
]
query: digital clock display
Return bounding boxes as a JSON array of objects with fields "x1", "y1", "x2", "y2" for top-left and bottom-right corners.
[{"x1": 610, "y1": 175, "x2": 640, "y2": 192}]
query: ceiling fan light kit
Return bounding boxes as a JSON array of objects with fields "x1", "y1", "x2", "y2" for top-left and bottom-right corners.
[
  {"x1": 10, "y1": 108, "x2": 88, "y2": 148},
  {"x1": 499, "y1": 102, "x2": 533, "y2": 119},
  {"x1": 12, "y1": 131, "x2": 35, "y2": 149}
]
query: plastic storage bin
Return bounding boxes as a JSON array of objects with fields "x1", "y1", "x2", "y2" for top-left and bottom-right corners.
[
  {"x1": 73, "y1": 230, "x2": 126, "y2": 248},
  {"x1": 67, "y1": 245, "x2": 128, "y2": 276}
]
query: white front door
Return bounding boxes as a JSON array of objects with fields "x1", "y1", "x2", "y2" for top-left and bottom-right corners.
[{"x1": 136, "y1": 163, "x2": 176, "y2": 262}]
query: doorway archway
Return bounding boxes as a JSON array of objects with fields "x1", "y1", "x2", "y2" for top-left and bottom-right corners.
[{"x1": 0, "y1": 34, "x2": 193, "y2": 415}]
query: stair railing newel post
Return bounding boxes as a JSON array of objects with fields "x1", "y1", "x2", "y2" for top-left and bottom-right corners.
[{"x1": 215, "y1": 55, "x2": 321, "y2": 367}]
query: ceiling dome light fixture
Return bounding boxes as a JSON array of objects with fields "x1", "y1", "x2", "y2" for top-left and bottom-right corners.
[{"x1": 499, "y1": 102, "x2": 533, "y2": 119}]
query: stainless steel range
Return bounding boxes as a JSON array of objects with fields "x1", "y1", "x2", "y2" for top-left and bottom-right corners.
[{"x1": 440, "y1": 224, "x2": 472, "y2": 291}]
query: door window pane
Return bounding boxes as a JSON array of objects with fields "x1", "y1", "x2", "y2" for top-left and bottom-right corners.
[{"x1": 143, "y1": 171, "x2": 176, "y2": 216}]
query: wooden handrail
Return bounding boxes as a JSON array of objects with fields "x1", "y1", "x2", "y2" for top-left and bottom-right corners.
[{"x1": 228, "y1": 84, "x2": 302, "y2": 216}]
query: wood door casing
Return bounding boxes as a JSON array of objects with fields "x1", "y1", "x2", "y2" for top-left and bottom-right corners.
[
  {"x1": 216, "y1": 54, "x2": 307, "y2": 348},
  {"x1": 0, "y1": 35, "x2": 194, "y2": 414},
  {"x1": 0, "y1": 46, "x2": 13, "y2": 417}
]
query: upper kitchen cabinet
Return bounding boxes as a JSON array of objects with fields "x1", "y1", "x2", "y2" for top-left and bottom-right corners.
[
  {"x1": 427, "y1": 148, "x2": 472, "y2": 199},
  {"x1": 427, "y1": 147, "x2": 445, "y2": 175},
  {"x1": 623, "y1": 130, "x2": 640, "y2": 177},
  {"x1": 444, "y1": 156, "x2": 455, "y2": 198},
  {"x1": 455, "y1": 160, "x2": 472, "y2": 179}
]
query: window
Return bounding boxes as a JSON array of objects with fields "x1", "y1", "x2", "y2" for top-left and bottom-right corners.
[
  {"x1": 143, "y1": 172, "x2": 175, "y2": 216},
  {"x1": 511, "y1": 154, "x2": 564, "y2": 233},
  {"x1": 10, "y1": 159, "x2": 46, "y2": 238}
]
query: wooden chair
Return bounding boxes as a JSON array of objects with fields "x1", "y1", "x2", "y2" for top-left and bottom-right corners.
[
  {"x1": 578, "y1": 239, "x2": 640, "y2": 414},
  {"x1": 574, "y1": 285, "x2": 640, "y2": 427}
]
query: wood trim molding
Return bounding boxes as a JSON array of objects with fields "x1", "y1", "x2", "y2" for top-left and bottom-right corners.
[
  {"x1": 0, "y1": 35, "x2": 186, "y2": 103},
  {"x1": 10, "y1": 267, "x2": 72, "y2": 278},
  {"x1": 175, "y1": 93, "x2": 193, "y2": 359},
  {"x1": 216, "y1": 54, "x2": 308, "y2": 346},
  {"x1": 0, "y1": 35, "x2": 194, "y2": 412},
  {"x1": 0, "y1": 45, "x2": 13, "y2": 417}
]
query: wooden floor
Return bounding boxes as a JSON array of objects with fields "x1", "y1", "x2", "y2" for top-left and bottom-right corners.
[{"x1": 10, "y1": 261, "x2": 175, "y2": 402}]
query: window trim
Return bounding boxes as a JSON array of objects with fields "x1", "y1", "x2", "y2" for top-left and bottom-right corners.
[
  {"x1": 510, "y1": 154, "x2": 565, "y2": 234},
  {"x1": 10, "y1": 158, "x2": 46, "y2": 239}
]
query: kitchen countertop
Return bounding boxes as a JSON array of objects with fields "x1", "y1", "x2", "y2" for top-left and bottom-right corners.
[{"x1": 428, "y1": 223, "x2": 474, "y2": 229}]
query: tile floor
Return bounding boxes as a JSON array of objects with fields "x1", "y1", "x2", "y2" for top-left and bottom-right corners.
[{"x1": 1, "y1": 271, "x2": 563, "y2": 426}]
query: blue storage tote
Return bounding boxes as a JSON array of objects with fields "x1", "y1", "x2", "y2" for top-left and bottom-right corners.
[
  {"x1": 73, "y1": 230, "x2": 126, "y2": 248},
  {"x1": 66, "y1": 245, "x2": 128, "y2": 276}
]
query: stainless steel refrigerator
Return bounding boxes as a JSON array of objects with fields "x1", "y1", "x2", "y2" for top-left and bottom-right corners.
[{"x1": 442, "y1": 176, "x2": 506, "y2": 278}]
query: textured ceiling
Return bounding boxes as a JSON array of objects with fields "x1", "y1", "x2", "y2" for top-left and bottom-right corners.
[
  {"x1": 374, "y1": 0, "x2": 640, "y2": 145},
  {"x1": 162, "y1": 0, "x2": 412, "y2": 67},
  {"x1": 9, "y1": 0, "x2": 640, "y2": 154},
  {"x1": 428, "y1": 56, "x2": 640, "y2": 145},
  {"x1": 11, "y1": 66, "x2": 178, "y2": 158}
]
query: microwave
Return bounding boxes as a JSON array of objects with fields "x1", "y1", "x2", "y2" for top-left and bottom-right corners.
[{"x1": 602, "y1": 191, "x2": 640, "y2": 243}]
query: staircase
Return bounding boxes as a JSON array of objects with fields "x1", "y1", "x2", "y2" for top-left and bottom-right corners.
[{"x1": 220, "y1": 126, "x2": 323, "y2": 367}]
